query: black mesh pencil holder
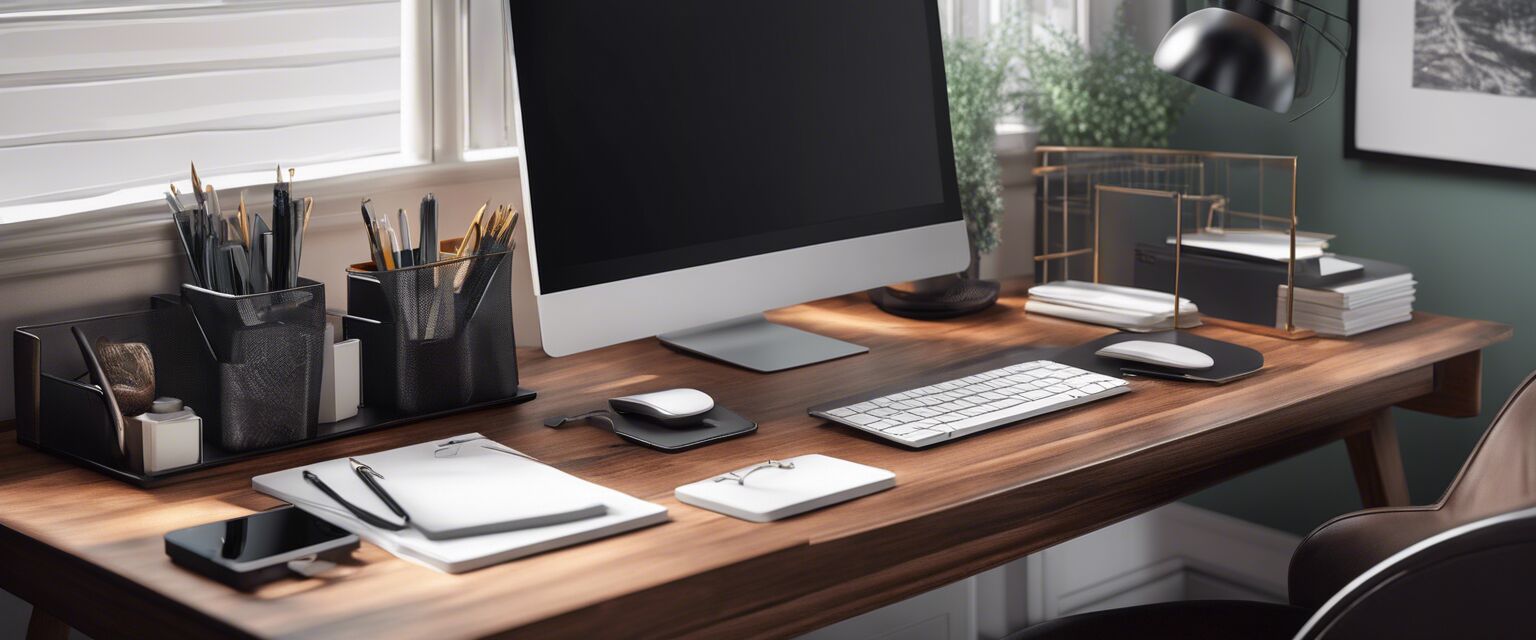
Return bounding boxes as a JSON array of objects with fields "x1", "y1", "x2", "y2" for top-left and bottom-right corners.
[
  {"x1": 182, "y1": 279, "x2": 326, "y2": 452},
  {"x1": 346, "y1": 246, "x2": 519, "y2": 416}
]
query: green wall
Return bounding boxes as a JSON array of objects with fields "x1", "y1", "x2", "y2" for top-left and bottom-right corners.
[{"x1": 1170, "y1": 27, "x2": 1536, "y2": 537}]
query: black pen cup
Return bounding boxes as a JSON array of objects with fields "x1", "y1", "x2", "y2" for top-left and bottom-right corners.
[
  {"x1": 182, "y1": 279, "x2": 326, "y2": 452},
  {"x1": 345, "y1": 244, "x2": 519, "y2": 416}
]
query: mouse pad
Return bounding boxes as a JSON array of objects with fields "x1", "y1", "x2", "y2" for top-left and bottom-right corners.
[
  {"x1": 1052, "y1": 331, "x2": 1264, "y2": 384},
  {"x1": 562, "y1": 407, "x2": 757, "y2": 453}
]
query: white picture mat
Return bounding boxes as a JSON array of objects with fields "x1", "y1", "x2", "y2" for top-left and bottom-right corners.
[{"x1": 1354, "y1": 2, "x2": 1536, "y2": 171}]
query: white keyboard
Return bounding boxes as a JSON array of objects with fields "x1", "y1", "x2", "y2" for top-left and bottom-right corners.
[{"x1": 809, "y1": 360, "x2": 1129, "y2": 448}]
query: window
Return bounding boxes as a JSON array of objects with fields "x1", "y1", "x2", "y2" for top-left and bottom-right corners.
[
  {"x1": 0, "y1": 0, "x2": 1080, "y2": 224},
  {"x1": 0, "y1": 0, "x2": 421, "y2": 223}
]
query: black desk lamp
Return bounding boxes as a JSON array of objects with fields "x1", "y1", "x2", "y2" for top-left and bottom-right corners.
[{"x1": 1153, "y1": 0, "x2": 1350, "y2": 120}]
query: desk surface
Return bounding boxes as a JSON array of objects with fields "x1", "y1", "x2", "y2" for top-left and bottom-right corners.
[{"x1": 0, "y1": 290, "x2": 1510, "y2": 640}]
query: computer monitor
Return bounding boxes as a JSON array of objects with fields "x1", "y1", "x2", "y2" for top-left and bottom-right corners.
[{"x1": 507, "y1": 0, "x2": 969, "y2": 371}]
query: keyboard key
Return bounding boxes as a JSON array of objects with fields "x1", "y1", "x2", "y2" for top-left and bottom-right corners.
[
  {"x1": 828, "y1": 407, "x2": 856, "y2": 417},
  {"x1": 848, "y1": 402, "x2": 878, "y2": 412},
  {"x1": 961, "y1": 406, "x2": 992, "y2": 416},
  {"x1": 844, "y1": 414, "x2": 881, "y2": 425},
  {"x1": 866, "y1": 419, "x2": 897, "y2": 430},
  {"x1": 884, "y1": 424, "x2": 918, "y2": 436}
]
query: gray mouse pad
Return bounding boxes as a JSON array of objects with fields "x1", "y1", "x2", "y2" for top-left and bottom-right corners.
[{"x1": 548, "y1": 406, "x2": 757, "y2": 453}]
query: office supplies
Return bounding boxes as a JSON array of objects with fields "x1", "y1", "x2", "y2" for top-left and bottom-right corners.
[
  {"x1": 1096, "y1": 341, "x2": 1214, "y2": 370},
  {"x1": 71, "y1": 326, "x2": 126, "y2": 456},
  {"x1": 609, "y1": 388, "x2": 715, "y2": 427},
  {"x1": 1027, "y1": 281, "x2": 1201, "y2": 332},
  {"x1": 420, "y1": 194, "x2": 439, "y2": 265},
  {"x1": 5, "y1": 281, "x2": 1509, "y2": 636},
  {"x1": 302, "y1": 467, "x2": 407, "y2": 531},
  {"x1": 254, "y1": 434, "x2": 665, "y2": 572},
  {"x1": 1276, "y1": 256, "x2": 1415, "y2": 337},
  {"x1": 546, "y1": 404, "x2": 757, "y2": 453},
  {"x1": 164, "y1": 505, "x2": 359, "y2": 591},
  {"x1": 1034, "y1": 147, "x2": 1315, "y2": 338},
  {"x1": 163, "y1": 165, "x2": 309, "y2": 295},
  {"x1": 126, "y1": 397, "x2": 201, "y2": 474},
  {"x1": 1173, "y1": 231, "x2": 1329, "y2": 262},
  {"x1": 675, "y1": 454, "x2": 895, "y2": 523},
  {"x1": 395, "y1": 208, "x2": 414, "y2": 268},
  {"x1": 508, "y1": 1, "x2": 967, "y2": 369},
  {"x1": 318, "y1": 324, "x2": 360, "y2": 424},
  {"x1": 809, "y1": 360, "x2": 1129, "y2": 448}
]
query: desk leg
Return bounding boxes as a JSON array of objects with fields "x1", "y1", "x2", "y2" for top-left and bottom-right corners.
[
  {"x1": 26, "y1": 606, "x2": 68, "y2": 640},
  {"x1": 1343, "y1": 408, "x2": 1412, "y2": 508}
]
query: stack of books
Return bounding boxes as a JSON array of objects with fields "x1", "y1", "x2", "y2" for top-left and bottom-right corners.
[
  {"x1": 1027, "y1": 280, "x2": 1201, "y2": 332},
  {"x1": 1276, "y1": 256, "x2": 1415, "y2": 337}
]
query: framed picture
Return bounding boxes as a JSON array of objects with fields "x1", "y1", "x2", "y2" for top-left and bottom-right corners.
[{"x1": 1346, "y1": 0, "x2": 1536, "y2": 175}]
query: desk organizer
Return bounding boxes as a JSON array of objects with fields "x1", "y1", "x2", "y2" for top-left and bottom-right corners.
[
  {"x1": 182, "y1": 278, "x2": 326, "y2": 451},
  {"x1": 345, "y1": 241, "x2": 526, "y2": 416},
  {"x1": 15, "y1": 266, "x2": 533, "y2": 487}
]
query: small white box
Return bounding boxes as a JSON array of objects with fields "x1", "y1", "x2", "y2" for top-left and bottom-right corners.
[
  {"x1": 127, "y1": 407, "x2": 201, "y2": 475},
  {"x1": 319, "y1": 324, "x2": 361, "y2": 424}
]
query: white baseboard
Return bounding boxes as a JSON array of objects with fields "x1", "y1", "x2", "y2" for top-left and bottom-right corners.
[{"x1": 800, "y1": 503, "x2": 1300, "y2": 640}]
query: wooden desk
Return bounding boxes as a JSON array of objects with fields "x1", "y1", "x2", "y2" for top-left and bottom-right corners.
[{"x1": 0, "y1": 290, "x2": 1509, "y2": 639}]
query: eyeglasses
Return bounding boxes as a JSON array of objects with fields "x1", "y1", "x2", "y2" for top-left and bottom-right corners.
[{"x1": 714, "y1": 460, "x2": 796, "y2": 486}]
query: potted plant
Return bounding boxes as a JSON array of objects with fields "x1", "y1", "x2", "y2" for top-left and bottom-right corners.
[{"x1": 872, "y1": 27, "x2": 1021, "y2": 319}]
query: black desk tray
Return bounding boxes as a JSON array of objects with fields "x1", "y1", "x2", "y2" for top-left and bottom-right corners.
[{"x1": 14, "y1": 293, "x2": 534, "y2": 488}]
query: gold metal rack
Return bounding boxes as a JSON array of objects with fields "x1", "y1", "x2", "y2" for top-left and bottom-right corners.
[{"x1": 1033, "y1": 146, "x2": 1311, "y2": 338}]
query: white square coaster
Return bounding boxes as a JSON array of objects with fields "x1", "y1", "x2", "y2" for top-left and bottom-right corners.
[{"x1": 675, "y1": 454, "x2": 895, "y2": 523}]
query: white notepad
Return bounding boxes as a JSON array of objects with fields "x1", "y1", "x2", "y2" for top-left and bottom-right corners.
[
  {"x1": 254, "y1": 434, "x2": 668, "y2": 573},
  {"x1": 675, "y1": 454, "x2": 895, "y2": 523}
]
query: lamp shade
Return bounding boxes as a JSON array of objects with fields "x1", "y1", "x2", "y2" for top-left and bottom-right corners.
[{"x1": 1153, "y1": 7, "x2": 1297, "y2": 113}]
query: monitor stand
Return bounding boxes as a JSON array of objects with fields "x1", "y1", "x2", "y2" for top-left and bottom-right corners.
[{"x1": 658, "y1": 314, "x2": 868, "y2": 373}]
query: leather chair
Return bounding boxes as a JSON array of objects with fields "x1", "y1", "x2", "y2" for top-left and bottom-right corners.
[{"x1": 1017, "y1": 372, "x2": 1536, "y2": 639}]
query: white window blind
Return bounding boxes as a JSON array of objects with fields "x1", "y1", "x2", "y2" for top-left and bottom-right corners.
[{"x1": 0, "y1": 0, "x2": 403, "y2": 208}]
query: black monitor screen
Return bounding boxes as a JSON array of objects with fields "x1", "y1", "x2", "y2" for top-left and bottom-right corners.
[{"x1": 509, "y1": 0, "x2": 961, "y2": 294}]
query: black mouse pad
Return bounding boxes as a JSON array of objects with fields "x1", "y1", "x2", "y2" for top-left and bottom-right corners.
[
  {"x1": 1052, "y1": 331, "x2": 1265, "y2": 384},
  {"x1": 555, "y1": 406, "x2": 757, "y2": 453}
]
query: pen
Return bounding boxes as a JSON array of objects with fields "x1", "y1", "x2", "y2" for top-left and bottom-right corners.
[
  {"x1": 350, "y1": 458, "x2": 410, "y2": 522},
  {"x1": 420, "y1": 194, "x2": 438, "y2": 265},
  {"x1": 361, "y1": 199, "x2": 387, "y2": 270},
  {"x1": 302, "y1": 469, "x2": 408, "y2": 531},
  {"x1": 396, "y1": 208, "x2": 414, "y2": 268}
]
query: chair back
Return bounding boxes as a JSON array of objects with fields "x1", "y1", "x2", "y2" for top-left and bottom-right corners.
[
  {"x1": 1289, "y1": 371, "x2": 1536, "y2": 609},
  {"x1": 1295, "y1": 505, "x2": 1536, "y2": 639}
]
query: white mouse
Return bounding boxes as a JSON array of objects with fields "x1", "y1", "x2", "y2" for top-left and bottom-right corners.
[
  {"x1": 609, "y1": 389, "x2": 715, "y2": 426},
  {"x1": 1096, "y1": 340, "x2": 1214, "y2": 370}
]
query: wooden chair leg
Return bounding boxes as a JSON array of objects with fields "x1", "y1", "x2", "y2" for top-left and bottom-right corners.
[
  {"x1": 26, "y1": 606, "x2": 69, "y2": 640},
  {"x1": 1343, "y1": 408, "x2": 1412, "y2": 508}
]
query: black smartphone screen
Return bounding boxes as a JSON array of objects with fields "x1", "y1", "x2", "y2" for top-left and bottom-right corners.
[{"x1": 166, "y1": 506, "x2": 352, "y2": 564}]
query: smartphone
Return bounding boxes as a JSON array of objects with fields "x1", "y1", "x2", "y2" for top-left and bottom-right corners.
[{"x1": 165, "y1": 505, "x2": 359, "y2": 590}]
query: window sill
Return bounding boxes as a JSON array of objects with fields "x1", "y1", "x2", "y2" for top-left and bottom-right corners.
[{"x1": 0, "y1": 151, "x2": 522, "y2": 282}]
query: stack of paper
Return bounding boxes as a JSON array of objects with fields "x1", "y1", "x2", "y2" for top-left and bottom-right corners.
[
  {"x1": 1171, "y1": 230, "x2": 1335, "y2": 263},
  {"x1": 1027, "y1": 280, "x2": 1201, "y2": 332},
  {"x1": 1276, "y1": 257, "x2": 1415, "y2": 337},
  {"x1": 254, "y1": 434, "x2": 668, "y2": 573}
]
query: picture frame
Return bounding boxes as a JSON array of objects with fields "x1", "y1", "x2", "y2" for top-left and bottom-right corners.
[{"x1": 1345, "y1": 0, "x2": 1536, "y2": 177}]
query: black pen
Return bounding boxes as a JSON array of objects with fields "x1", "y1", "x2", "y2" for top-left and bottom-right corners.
[
  {"x1": 302, "y1": 469, "x2": 409, "y2": 531},
  {"x1": 349, "y1": 458, "x2": 409, "y2": 522}
]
